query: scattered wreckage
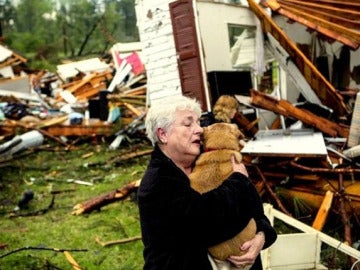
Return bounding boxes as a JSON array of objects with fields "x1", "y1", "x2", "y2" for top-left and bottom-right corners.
[
  {"x1": 1, "y1": 0, "x2": 360, "y2": 268},
  {"x1": 0, "y1": 42, "x2": 147, "y2": 157}
]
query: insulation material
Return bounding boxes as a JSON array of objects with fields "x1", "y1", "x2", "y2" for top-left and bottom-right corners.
[
  {"x1": 0, "y1": 45, "x2": 13, "y2": 62},
  {"x1": 57, "y1": 58, "x2": 110, "y2": 81},
  {"x1": 348, "y1": 92, "x2": 360, "y2": 148}
]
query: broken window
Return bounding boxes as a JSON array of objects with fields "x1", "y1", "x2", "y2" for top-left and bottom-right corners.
[{"x1": 228, "y1": 24, "x2": 257, "y2": 68}]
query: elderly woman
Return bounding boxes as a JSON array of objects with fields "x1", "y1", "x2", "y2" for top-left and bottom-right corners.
[{"x1": 138, "y1": 95, "x2": 276, "y2": 270}]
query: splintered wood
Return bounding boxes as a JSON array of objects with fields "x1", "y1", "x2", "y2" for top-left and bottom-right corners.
[
  {"x1": 72, "y1": 180, "x2": 140, "y2": 215},
  {"x1": 249, "y1": 89, "x2": 349, "y2": 138}
]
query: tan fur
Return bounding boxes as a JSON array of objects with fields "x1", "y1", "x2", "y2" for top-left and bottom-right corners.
[{"x1": 189, "y1": 123, "x2": 256, "y2": 262}]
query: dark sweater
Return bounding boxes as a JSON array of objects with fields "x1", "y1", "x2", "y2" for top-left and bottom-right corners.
[{"x1": 137, "y1": 145, "x2": 276, "y2": 270}]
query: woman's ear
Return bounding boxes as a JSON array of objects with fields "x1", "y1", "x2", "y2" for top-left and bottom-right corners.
[{"x1": 157, "y1": 128, "x2": 167, "y2": 144}]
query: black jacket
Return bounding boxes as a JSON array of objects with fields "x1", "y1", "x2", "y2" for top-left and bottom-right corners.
[{"x1": 138, "y1": 145, "x2": 276, "y2": 270}]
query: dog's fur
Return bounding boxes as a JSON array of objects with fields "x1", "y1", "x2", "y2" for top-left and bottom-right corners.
[{"x1": 189, "y1": 123, "x2": 256, "y2": 265}]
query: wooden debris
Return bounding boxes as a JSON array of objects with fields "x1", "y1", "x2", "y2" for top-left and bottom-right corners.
[
  {"x1": 121, "y1": 84, "x2": 146, "y2": 96},
  {"x1": 44, "y1": 119, "x2": 114, "y2": 137},
  {"x1": 1, "y1": 119, "x2": 71, "y2": 148},
  {"x1": 95, "y1": 235, "x2": 142, "y2": 247},
  {"x1": 233, "y1": 111, "x2": 259, "y2": 137},
  {"x1": 72, "y1": 180, "x2": 140, "y2": 215},
  {"x1": 248, "y1": 0, "x2": 350, "y2": 117},
  {"x1": 312, "y1": 190, "x2": 333, "y2": 231},
  {"x1": 0, "y1": 246, "x2": 87, "y2": 259},
  {"x1": 249, "y1": 89, "x2": 349, "y2": 138},
  {"x1": 39, "y1": 115, "x2": 69, "y2": 128},
  {"x1": 338, "y1": 171, "x2": 353, "y2": 247},
  {"x1": 289, "y1": 158, "x2": 360, "y2": 175},
  {"x1": 109, "y1": 149, "x2": 153, "y2": 165},
  {"x1": 123, "y1": 102, "x2": 143, "y2": 116},
  {"x1": 0, "y1": 44, "x2": 27, "y2": 70},
  {"x1": 64, "y1": 251, "x2": 83, "y2": 270},
  {"x1": 57, "y1": 70, "x2": 113, "y2": 101},
  {"x1": 263, "y1": 0, "x2": 360, "y2": 49},
  {"x1": 252, "y1": 164, "x2": 292, "y2": 216}
]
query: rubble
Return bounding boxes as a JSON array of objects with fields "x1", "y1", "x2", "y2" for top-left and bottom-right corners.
[
  {"x1": 1, "y1": 1, "x2": 360, "y2": 255},
  {"x1": 0, "y1": 42, "x2": 147, "y2": 152}
]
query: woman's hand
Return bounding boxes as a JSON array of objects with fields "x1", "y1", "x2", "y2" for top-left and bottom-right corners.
[
  {"x1": 231, "y1": 155, "x2": 248, "y2": 177},
  {"x1": 227, "y1": 231, "x2": 265, "y2": 268}
]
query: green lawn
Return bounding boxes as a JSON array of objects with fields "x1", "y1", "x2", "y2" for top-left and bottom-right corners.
[
  {"x1": 0, "y1": 140, "x2": 150, "y2": 269},
  {"x1": 0, "y1": 137, "x2": 354, "y2": 269}
]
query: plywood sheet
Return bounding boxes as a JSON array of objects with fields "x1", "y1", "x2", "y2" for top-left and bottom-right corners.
[{"x1": 241, "y1": 129, "x2": 328, "y2": 157}]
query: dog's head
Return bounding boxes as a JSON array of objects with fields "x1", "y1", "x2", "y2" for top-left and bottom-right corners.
[
  {"x1": 213, "y1": 95, "x2": 239, "y2": 123},
  {"x1": 203, "y1": 123, "x2": 243, "y2": 151}
]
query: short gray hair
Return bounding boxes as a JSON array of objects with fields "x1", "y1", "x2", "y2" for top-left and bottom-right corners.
[{"x1": 145, "y1": 95, "x2": 202, "y2": 145}]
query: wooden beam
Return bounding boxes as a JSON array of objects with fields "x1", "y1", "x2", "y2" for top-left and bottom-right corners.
[
  {"x1": 72, "y1": 180, "x2": 141, "y2": 215},
  {"x1": 44, "y1": 119, "x2": 114, "y2": 137},
  {"x1": 249, "y1": 89, "x2": 350, "y2": 138},
  {"x1": 57, "y1": 71, "x2": 112, "y2": 101},
  {"x1": 293, "y1": 0, "x2": 360, "y2": 11},
  {"x1": 278, "y1": 2, "x2": 360, "y2": 43},
  {"x1": 63, "y1": 251, "x2": 82, "y2": 270},
  {"x1": 312, "y1": 190, "x2": 334, "y2": 231},
  {"x1": 248, "y1": 0, "x2": 350, "y2": 117},
  {"x1": 265, "y1": 0, "x2": 360, "y2": 48},
  {"x1": 279, "y1": 0, "x2": 360, "y2": 20}
]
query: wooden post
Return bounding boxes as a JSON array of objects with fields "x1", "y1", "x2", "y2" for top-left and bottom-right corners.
[
  {"x1": 312, "y1": 190, "x2": 333, "y2": 231},
  {"x1": 64, "y1": 251, "x2": 82, "y2": 270}
]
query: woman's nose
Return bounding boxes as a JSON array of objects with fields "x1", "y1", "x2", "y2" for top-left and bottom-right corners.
[{"x1": 195, "y1": 124, "x2": 203, "y2": 134}]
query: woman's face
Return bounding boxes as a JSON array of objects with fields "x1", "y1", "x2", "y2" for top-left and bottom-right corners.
[{"x1": 161, "y1": 109, "x2": 203, "y2": 163}]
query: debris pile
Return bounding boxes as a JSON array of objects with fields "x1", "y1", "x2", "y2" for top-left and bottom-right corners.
[
  {"x1": 0, "y1": 42, "x2": 147, "y2": 159},
  {"x1": 1, "y1": 19, "x2": 360, "y2": 253}
]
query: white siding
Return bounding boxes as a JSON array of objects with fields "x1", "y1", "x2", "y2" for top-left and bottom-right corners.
[
  {"x1": 135, "y1": 0, "x2": 182, "y2": 105},
  {"x1": 136, "y1": 0, "x2": 259, "y2": 105},
  {"x1": 196, "y1": 2, "x2": 257, "y2": 71}
]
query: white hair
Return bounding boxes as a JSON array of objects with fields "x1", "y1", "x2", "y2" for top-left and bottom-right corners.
[{"x1": 145, "y1": 95, "x2": 202, "y2": 146}]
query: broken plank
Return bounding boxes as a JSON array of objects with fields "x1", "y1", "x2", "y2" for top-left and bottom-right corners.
[
  {"x1": 276, "y1": 1, "x2": 360, "y2": 44},
  {"x1": 72, "y1": 180, "x2": 140, "y2": 215},
  {"x1": 248, "y1": 0, "x2": 350, "y2": 117},
  {"x1": 312, "y1": 190, "x2": 334, "y2": 231},
  {"x1": 95, "y1": 236, "x2": 142, "y2": 247},
  {"x1": 249, "y1": 89, "x2": 349, "y2": 138},
  {"x1": 63, "y1": 251, "x2": 82, "y2": 270},
  {"x1": 44, "y1": 119, "x2": 114, "y2": 137},
  {"x1": 39, "y1": 115, "x2": 69, "y2": 128},
  {"x1": 123, "y1": 102, "x2": 143, "y2": 116}
]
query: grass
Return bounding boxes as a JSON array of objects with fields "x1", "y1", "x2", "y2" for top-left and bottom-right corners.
[
  {"x1": 1, "y1": 135, "x2": 356, "y2": 269},
  {"x1": 0, "y1": 139, "x2": 151, "y2": 270}
]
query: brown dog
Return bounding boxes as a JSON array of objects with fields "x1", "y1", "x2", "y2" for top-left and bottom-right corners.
[{"x1": 189, "y1": 122, "x2": 256, "y2": 266}]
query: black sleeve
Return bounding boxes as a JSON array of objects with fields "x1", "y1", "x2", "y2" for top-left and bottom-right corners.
[
  {"x1": 246, "y1": 179, "x2": 277, "y2": 249},
  {"x1": 191, "y1": 172, "x2": 257, "y2": 246},
  {"x1": 255, "y1": 216, "x2": 277, "y2": 249}
]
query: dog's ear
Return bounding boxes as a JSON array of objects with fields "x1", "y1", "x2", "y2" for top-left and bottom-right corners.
[{"x1": 228, "y1": 123, "x2": 244, "y2": 139}]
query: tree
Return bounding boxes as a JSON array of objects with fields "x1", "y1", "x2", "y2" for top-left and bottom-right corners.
[
  {"x1": 5, "y1": 0, "x2": 60, "y2": 69},
  {"x1": 55, "y1": 0, "x2": 139, "y2": 58},
  {"x1": 2, "y1": 0, "x2": 139, "y2": 70},
  {"x1": 0, "y1": 0, "x2": 16, "y2": 37}
]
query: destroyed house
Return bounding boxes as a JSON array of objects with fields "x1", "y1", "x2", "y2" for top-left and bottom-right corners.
[
  {"x1": 134, "y1": 1, "x2": 360, "y2": 268},
  {"x1": 135, "y1": 0, "x2": 360, "y2": 128}
]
